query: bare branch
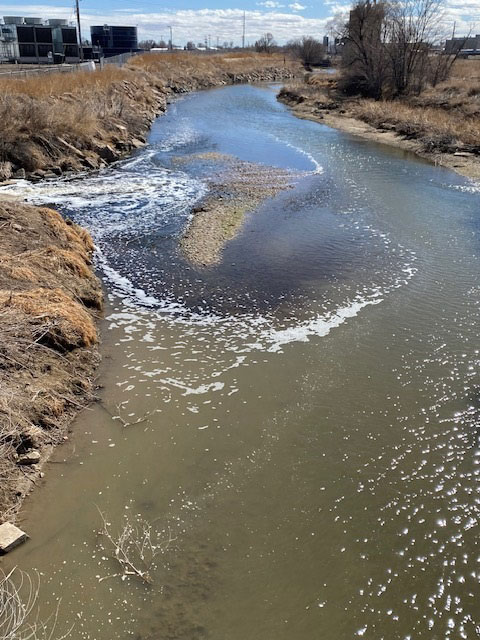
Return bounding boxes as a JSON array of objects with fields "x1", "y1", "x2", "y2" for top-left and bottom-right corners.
[{"x1": 96, "y1": 508, "x2": 176, "y2": 585}]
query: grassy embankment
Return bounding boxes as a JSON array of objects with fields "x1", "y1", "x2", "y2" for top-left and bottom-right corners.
[
  {"x1": 0, "y1": 201, "x2": 102, "y2": 521},
  {"x1": 0, "y1": 53, "x2": 298, "y2": 522},
  {"x1": 279, "y1": 59, "x2": 480, "y2": 177},
  {"x1": 0, "y1": 52, "x2": 297, "y2": 181}
]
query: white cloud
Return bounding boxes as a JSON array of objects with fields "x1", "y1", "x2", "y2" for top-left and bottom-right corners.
[
  {"x1": 0, "y1": 5, "x2": 331, "y2": 44},
  {"x1": 1, "y1": 1, "x2": 477, "y2": 44},
  {"x1": 289, "y1": 2, "x2": 307, "y2": 10},
  {"x1": 258, "y1": 1, "x2": 285, "y2": 8}
]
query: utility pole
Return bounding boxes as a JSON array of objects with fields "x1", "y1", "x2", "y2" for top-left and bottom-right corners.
[
  {"x1": 75, "y1": 0, "x2": 84, "y2": 60},
  {"x1": 169, "y1": 25, "x2": 173, "y2": 51},
  {"x1": 242, "y1": 11, "x2": 246, "y2": 49}
]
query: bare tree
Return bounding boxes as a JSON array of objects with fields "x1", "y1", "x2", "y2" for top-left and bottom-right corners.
[
  {"x1": 385, "y1": 0, "x2": 448, "y2": 94},
  {"x1": 255, "y1": 33, "x2": 276, "y2": 53},
  {"x1": 341, "y1": 1, "x2": 389, "y2": 98},
  {"x1": 428, "y1": 29, "x2": 471, "y2": 86},
  {"x1": 138, "y1": 40, "x2": 156, "y2": 51},
  {"x1": 287, "y1": 36, "x2": 326, "y2": 68},
  {"x1": 341, "y1": 0, "x2": 461, "y2": 98}
]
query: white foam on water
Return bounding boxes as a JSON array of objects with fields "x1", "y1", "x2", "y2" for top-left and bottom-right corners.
[
  {"x1": 0, "y1": 150, "x2": 206, "y2": 240},
  {"x1": 270, "y1": 133, "x2": 324, "y2": 175},
  {"x1": 0, "y1": 151, "x2": 418, "y2": 382},
  {"x1": 263, "y1": 296, "x2": 382, "y2": 353},
  {"x1": 101, "y1": 249, "x2": 417, "y2": 357},
  {"x1": 439, "y1": 175, "x2": 480, "y2": 194}
]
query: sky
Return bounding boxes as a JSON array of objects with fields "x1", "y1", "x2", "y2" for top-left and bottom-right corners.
[{"x1": 0, "y1": 0, "x2": 478, "y2": 46}]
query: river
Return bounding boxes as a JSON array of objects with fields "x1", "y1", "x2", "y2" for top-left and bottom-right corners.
[{"x1": 1, "y1": 83, "x2": 479, "y2": 640}]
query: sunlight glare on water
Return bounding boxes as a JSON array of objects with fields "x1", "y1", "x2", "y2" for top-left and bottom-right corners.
[{"x1": 1, "y1": 84, "x2": 479, "y2": 640}]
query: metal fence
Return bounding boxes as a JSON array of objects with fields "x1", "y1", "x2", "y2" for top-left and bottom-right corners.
[
  {"x1": 0, "y1": 50, "x2": 145, "y2": 78},
  {"x1": 0, "y1": 60, "x2": 96, "y2": 78},
  {"x1": 100, "y1": 51, "x2": 142, "y2": 68}
]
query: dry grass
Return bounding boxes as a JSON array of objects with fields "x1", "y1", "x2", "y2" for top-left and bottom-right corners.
[
  {"x1": 41, "y1": 208, "x2": 95, "y2": 254},
  {"x1": 0, "y1": 67, "x2": 164, "y2": 174},
  {"x1": 0, "y1": 288, "x2": 97, "y2": 350},
  {"x1": 129, "y1": 51, "x2": 297, "y2": 94},
  {"x1": 351, "y1": 99, "x2": 480, "y2": 151},
  {"x1": 282, "y1": 58, "x2": 480, "y2": 153},
  {"x1": 0, "y1": 203, "x2": 101, "y2": 309},
  {"x1": 350, "y1": 61, "x2": 480, "y2": 151},
  {"x1": 0, "y1": 53, "x2": 296, "y2": 177},
  {"x1": 130, "y1": 51, "x2": 293, "y2": 75},
  {"x1": 0, "y1": 66, "x2": 131, "y2": 98},
  {"x1": 0, "y1": 201, "x2": 102, "y2": 521}
]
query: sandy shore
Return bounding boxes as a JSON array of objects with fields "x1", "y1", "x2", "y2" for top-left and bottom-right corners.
[
  {"x1": 180, "y1": 154, "x2": 297, "y2": 266},
  {"x1": 279, "y1": 93, "x2": 480, "y2": 182}
]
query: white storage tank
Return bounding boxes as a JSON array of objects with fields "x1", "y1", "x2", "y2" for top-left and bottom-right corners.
[
  {"x1": 3, "y1": 17, "x2": 25, "y2": 25},
  {"x1": 47, "y1": 19, "x2": 68, "y2": 27}
]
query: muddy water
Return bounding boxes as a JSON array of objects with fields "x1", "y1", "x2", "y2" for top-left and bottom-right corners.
[{"x1": 1, "y1": 84, "x2": 480, "y2": 639}]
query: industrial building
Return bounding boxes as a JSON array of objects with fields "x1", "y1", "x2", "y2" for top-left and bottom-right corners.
[
  {"x1": 0, "y1": 16, "x2": 80, "y2": 63},
  {"x1": 90, "y1": 25, "x2": 139, "y2": 57},
  {"x1": 444, "y1": 34, "x2": 480, "y2": 56}
]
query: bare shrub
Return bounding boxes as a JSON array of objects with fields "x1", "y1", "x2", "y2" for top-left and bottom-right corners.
[
  {"x1": 341, "y1": 0, "x2": 467, "y2": 98},
  {"x1": 287, "y1": 36, "x2": 326, "y2": 68},
  {"x1": 255, "y1": 33, "x2": 276, "y2": 54}
]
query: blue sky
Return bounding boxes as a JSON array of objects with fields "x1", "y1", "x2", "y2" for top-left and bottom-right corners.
[{"x1": 1, "y1": 0, "x2": 477, "y2": 45}]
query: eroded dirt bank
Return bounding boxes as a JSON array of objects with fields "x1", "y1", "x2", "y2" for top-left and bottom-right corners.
[
  {"x1": 0, "y1": 200, "x2": 102, "y2": 521},
  {"x1": 278, "y1": 82, "x2": 480, "y2": 181}
]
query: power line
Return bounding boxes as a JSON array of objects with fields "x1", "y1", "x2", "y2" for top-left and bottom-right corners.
[
  {"x1": 242, "y1": 10, "x2": 246, "y2": 48},
  {"x1": 75, "y1": 0, "x2": 84, "y2": 60}
]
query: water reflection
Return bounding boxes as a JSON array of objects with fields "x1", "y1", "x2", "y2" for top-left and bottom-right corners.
[{"x1": 1, "y1": 83, "x2": 479, "y2": 640}]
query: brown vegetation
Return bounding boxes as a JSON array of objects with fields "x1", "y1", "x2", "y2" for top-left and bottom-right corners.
[
  {"x1": 0, "y1": 66, "x2": 165, "y2": 179},
  {"x1": 279, "y1": 59, "x2": 480, "y2": 165},
  {"x1": 0, "y1": 201, "x2": 103, "y2": 521},
  {"x1": 0, "y1": 53, "x2": 298, "y2": 181},
  {"x1": 341, "y1": 0, "x2": 463, "y2": 99}
]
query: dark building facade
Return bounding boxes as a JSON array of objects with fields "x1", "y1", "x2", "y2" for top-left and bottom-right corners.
[
  {"x1": 445, "y1": 35, "x2": 480, "y2": 55},
  {"x1": 0, "y1": 16, "x2": 79, "y2": 63},
  {"x1": 90, "y1": 25, "x2": 138, "y2": 57}
]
